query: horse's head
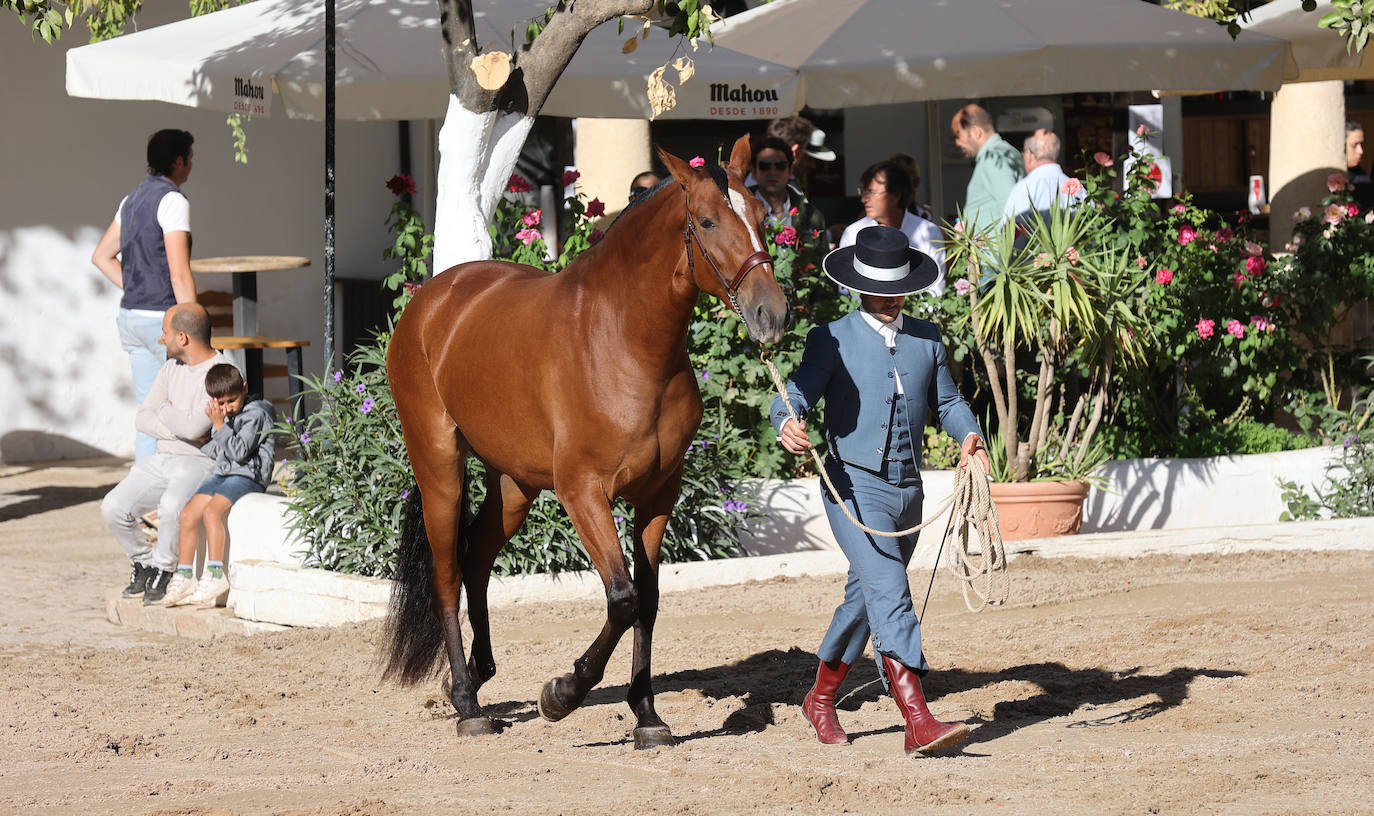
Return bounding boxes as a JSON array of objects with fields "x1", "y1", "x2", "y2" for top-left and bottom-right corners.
[{"x1": 658, "y1": 135, "x2": 788, "y2": 346}]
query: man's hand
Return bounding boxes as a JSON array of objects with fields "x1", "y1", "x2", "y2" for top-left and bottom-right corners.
[
  {"x1": 779, "y1": 418, "x2": 813, "y2": 455},
  {"x1": 959, "y1": 433, "x2": 991, "y2": 476}
]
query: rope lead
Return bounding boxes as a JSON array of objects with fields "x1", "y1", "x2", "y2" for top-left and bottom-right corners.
[{"x1": 761, "y1": 350, "x2": 1009, "y2": 612}]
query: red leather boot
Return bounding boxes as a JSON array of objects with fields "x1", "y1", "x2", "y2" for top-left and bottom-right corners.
[
  {"x1": 801, "y1": 659, "x2": 850, "y2": 744},
  {"x1": 880, "y1": 655, "x2": 970, "y2": 755}
]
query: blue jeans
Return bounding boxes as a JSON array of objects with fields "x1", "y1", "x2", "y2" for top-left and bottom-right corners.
[
  {"x1": 816, "y1": 458, "x2": 930, "y2": 674},
  {"x1": 117, "y1": 308, "x2": 167, "y2": 460}
]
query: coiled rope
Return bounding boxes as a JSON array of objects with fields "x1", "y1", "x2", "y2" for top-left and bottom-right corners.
[{"x1": 761, "y1": 351, "x2": 1008, "y2": 612}]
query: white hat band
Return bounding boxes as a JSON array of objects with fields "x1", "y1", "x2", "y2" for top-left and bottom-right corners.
[{"x1": 853, "y1": 257, "x2": 909, "y2": 282}]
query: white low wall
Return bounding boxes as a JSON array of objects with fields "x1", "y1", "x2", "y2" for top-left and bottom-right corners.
[{"x1": 222, "y1": 447, "x2": 1346, "y2": 629}]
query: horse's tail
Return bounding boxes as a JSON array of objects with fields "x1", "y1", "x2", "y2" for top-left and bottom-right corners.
[{"x1": 381, "y1": 486, "x2": 450, "y2": 685}]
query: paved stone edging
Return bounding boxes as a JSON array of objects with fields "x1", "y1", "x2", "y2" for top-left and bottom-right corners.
[{"x1": 104, "y1": 590, "x2": 290, "y2": 640}]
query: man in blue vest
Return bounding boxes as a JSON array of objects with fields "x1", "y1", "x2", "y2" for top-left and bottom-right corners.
[
  {"x1": 92, "y1": 129, "x2": 198, "y2": 461},
  {"x1": 769, "y1": 225, "x2": 990, "y2": 756}
]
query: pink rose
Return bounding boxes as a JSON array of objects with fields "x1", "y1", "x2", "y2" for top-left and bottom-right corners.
[
  {"x1": 521, "y1": 208, "x2": 542, "y2": 227},
  {"x1": 1216, "y1": 226, "x2": 1234, "y2": 243},
  {"x1": 1227, "y1": 319, "x2": 1245, "y2": 339},
  {"x1": 1328, "y1": 172, "x2": 1349, "y2": 193},
  {"x1": 1172, "y1": 203, "x2": 1187, "y2": 215},
  {"x1": 689, "y1": 156, "x2": 706, "y2": 168},
  {"x1": 1136, "y1": 256, "x2": 1148, "y2": 269},
  {"x1": 1156, "y1": 268, "x2": 1173, "y2": 285},
  {"x1": 775, "y1": 226, "x2": 798, "y2": 246},
  {"x1": 1196, "y1": 319, "x2": 1215, "y2": 339},
  {"x1": 1136, "y1": 124, "x2": 1150, "y2": 137},
  {"x1": 1093, "y1": 152, "x2": 1113, "y2": 167},
  {"x1": 585, "y1": 198, "x2": 606, "y2": 218},
  {"x1": 507, "y1": 174, "x2": 532, "y2": 193},
  {"x1": 1244, "y1": 255, "x2": 1267, "y2": 275},
  {"x1": 561, "y1": 169, "x2": 580, "y2": 187},
  {"x1": 1233, "y1": 270, "x2": 1247, "y2": 288},
  {"x1": 1244, "y1": 240, "x2": 1264, "y2": 257},
  {"x1": 515, "y1": 227, "x2": 541, "y2": 245},
  {"x1": 1250, "y1": 315, "x2": 1272, "y2": 332},
  {"x1": 1324, "y1": 204, "x2": 1346, "y2": 225},
  {"x1": 1349, "y1": 203, "x2": 1361, "y2": 217},
  {"x1": 788, "y1": 206, "x2": 799, "y2": 217},
  {"x1": 954, "y1": 278, "x2": 972, "y2": 296},
  {"x1": 1177, "y1": 225, "x2": 1197, "y2": 245},
  {"x1": 1060, "y1": 178, "x2": 1084, "y2": 197}
]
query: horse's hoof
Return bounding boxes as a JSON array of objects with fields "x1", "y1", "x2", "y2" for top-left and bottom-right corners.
[
  {"x1": 633, "y1": 725, "x2": 676, "y2": 750},
  {"x1": 538, "y1": 679, "x2": 574, "y2": 722},
  {"x1": 455, "y1": 716, "x2": 498, "y2": 737}
]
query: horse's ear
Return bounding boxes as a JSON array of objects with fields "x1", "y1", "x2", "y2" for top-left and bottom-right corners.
[
  {"x1": 656, "y1": 146, "x2": 697, "y2": 189},
  {"x1": 727, "y1": 134, "x2": 753, "y2": 177}
]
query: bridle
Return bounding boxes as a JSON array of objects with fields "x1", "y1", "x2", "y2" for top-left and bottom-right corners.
[{"x1": 682, "y1": 192, "x2": 773, "y2": 320}]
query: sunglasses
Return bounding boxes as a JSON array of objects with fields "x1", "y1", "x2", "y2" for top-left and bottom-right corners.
[{"x1": 755, "y1": 159, "x2": 790, "y2": 172}]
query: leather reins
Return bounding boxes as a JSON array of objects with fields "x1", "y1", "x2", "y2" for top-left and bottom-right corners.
[{"x1": 682, "y1": 192, "x2": 772, "y2": 320}]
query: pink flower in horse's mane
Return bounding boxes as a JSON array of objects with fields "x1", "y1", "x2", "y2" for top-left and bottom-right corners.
[
  {"x1": 561, "y1": 169, "x2": 580, "y2": 187},
  {"x1": 1177, "y1": 225, "x2": 1196, "y2": 245},
  {"x1": 586, "y1": 198, "x2": 606, "y2": 218},
  {"x1": 1093, "y1": 152, "x2": 1113, "y2": 167},
  {"x1": 515, "y1": 227, "x2": 541, "y2": 245},
  {"x1": 507, "y1": 174, "x2": 532, "y2": 193},
  {"x1": 385, "y1": 174, "x2": 415, "y2": 197},
  {"x1": 1328, "y1": 172, "x2": 1349, "y2": 193},
  {"x1": 954, "y1": 278, "x2": 972, "y2": 296},
  {"x1": 1227, "y1": 319, "x2": 1245, "y2": 339},
  {"x1": 1196, "y1": 318, "x2": 1215, "y2": 339},
  {"x1": 788, "y1": 206, "x2": 799, "y2": 217},
  {"x1": 589, "y1": 228, "x2": 604, "y2": 244},
  {"x1": 1216, "y1": 226, "x2": 1234, "y2": 243},
  {"x1": 1155, "y1": 268, "x2": 1173, "y2": 285},
  {"x1": 1233, "y1": 270, "x2": 1247, "y2": 288},
  {"x1": 1245, "y1": 255, "x2": 1267, "y2": 275},
  {"x1": 521, "y1": 208, "x2": 542, "y2": 227},
  {"x1": 689, "y1": 156, "x2": 706, "y2": 168},
  {"x1": 1060, "y1": 177, "x2": 1084, "y2": 197},
  {"x1": 775, "y1": 226, "x2": 798, "y2": 246}
]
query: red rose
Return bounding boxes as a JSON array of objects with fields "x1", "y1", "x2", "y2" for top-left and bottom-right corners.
[
  {"x1": 585, "y1": 198, "x2": 606, "y2": 218},
  {"x1": 562, "y1": 169, "x2": 580, "y2": 187},
  {"x1": 386, "y1": 174, "x2": 415, "y2": 197},
  {"x1": 507, "y1": 174, "x2": 532, "y2": 193}
]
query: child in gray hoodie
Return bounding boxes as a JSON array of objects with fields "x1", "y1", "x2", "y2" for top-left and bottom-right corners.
[{"x1": 160, "y1": 363, "x2": 276, "y2": 607}]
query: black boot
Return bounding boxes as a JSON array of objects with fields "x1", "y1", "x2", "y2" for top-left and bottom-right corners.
[
  {"x1": 121, "y1": 562, "x2": 152, "y2": 597},
  {"x1": 142, "y1": 569, "x2": 175, "y2": 605}
]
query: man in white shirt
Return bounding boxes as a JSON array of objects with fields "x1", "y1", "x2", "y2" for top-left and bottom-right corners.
[
  {"x1": 839, "y1": 160, "x2": 946, "y2": 295},
  {"x1": 1002, "y1": 129, "x2": 1083, "y2": 225},
  {"x1": 101, "y1": 303, "x2": 238, "y2": 605}
]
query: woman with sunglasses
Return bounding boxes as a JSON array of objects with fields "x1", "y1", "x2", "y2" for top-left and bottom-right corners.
[{"x1": 838, "y1": 160, "x2": 947, "y2": 296}]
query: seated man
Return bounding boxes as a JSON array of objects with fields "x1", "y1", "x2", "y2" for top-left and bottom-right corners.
[{"x1": 101, "y1": 303, "x2": 237, "y2": 604}]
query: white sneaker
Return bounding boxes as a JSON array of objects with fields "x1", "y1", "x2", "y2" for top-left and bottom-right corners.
[
  {"x1": 187, "y1": 574, "x2": 230, "y2": 608},
  {"x1": 161, "y1": 573, "x2": 198, "y2": 607}
]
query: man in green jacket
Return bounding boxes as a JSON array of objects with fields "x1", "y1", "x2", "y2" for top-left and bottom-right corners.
[{"x1": 951, "y1": 104, "x2": 1024, "y2": 234}]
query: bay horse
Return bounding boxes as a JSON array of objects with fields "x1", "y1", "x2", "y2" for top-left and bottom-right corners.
[{"x1": 383, "y1": 135, "x2": 787, "y2": 749}]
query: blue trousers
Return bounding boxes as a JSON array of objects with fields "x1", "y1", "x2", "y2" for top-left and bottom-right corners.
[
  {"x1": 816, "y1": 457, "x2": 930, "y2": 674},
  {"x1": 117, "y1": 308, "x2": 167, "y2": 461}
]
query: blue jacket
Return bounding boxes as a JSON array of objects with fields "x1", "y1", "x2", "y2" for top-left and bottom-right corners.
[{"x1": 769, "y1": 310, "x2": 981, "y2": 473}]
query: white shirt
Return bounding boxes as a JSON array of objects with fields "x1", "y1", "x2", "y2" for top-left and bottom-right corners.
[
  {"x1": 858, "y1": 310, "x2": 905, "y2": 395},
  {"x1": 114, "y1": 189, "x2": 190, "y2": 233},
  {"x1": 839, "y1": 211, "x2": 947, "y2": 295}
]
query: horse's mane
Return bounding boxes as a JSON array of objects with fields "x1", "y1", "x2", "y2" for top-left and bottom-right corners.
[{"x1": 602, "y1": 164, "x2": 732, "y2": 238}]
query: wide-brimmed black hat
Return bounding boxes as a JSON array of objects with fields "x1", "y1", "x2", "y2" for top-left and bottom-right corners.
[{"x1": 822, "y1": 225, "x2": 939, "y2": 296}]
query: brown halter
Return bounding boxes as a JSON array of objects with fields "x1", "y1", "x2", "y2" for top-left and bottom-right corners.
[{"x1": 682, "y1": 193, "x2": 773, "y2": 320}]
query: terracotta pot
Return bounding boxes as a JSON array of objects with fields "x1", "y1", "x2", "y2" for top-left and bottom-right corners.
[{"x1": 988, "y1": 480, "x2": 1090, "y2": 541}]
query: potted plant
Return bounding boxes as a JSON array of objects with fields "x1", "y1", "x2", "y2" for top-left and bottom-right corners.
[{"x1": 943, "y1": 198, "x2": 1152, "y2": 540}]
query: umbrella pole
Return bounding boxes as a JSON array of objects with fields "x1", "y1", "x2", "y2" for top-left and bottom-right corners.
[{"x1": 324, "y1": 0, "x2": 337, "y2": 371}]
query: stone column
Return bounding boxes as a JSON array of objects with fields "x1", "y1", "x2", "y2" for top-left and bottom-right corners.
[
  {"x1": 574, "y1": 118, "x2": 652, "y2": 223},
  {"x1": 1269, "y1": 80, "x2": 1345, "y2": 248}
]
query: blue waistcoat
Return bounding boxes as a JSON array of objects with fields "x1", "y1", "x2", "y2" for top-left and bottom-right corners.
[
  {"x1": 119, "y1": 175, "x2": 189, "y2": 311},
  {"x1": 769, "y1": 310, "x2": 980, "y2": 473}
]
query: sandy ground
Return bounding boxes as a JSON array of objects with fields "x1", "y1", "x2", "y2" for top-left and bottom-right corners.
[{"x1": 2, "y1": 459, "x2": 1373, "y2": 815}]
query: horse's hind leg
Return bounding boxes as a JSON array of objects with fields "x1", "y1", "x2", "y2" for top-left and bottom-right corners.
[
  {"x1": 538, "y1": 479, "x2": 639, "y2": 728},
  {"x1": 462, "y1": 468, "x2": 537, "y2": 692}
]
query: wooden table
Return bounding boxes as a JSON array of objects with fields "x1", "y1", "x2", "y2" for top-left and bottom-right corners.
[{"x1": 190, "y1": 255, "x2": 311, "y2": 337}]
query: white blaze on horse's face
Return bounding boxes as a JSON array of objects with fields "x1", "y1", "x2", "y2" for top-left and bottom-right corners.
[{"x1": 726, "y1": 188, "x2": 765, "y2": 254}]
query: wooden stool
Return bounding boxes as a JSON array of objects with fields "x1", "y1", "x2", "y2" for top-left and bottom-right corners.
[{"x1": 210, "y1": 336, "x2": 310, "y2": 420}]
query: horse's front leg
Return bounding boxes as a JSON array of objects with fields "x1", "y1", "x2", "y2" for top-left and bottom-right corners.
[
  {"x1": 625, "y1": 477, "x2": 681, "y2": 749},
  {"x1": 538, "y1": 480, "x2": 639, "y2": 728}
]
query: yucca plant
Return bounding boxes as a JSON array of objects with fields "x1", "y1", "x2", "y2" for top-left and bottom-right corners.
[{"x1": 946, "y1": 201, "x2": 1153, "y2": 482}]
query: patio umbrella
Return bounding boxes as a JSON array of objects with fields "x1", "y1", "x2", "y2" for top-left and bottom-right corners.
[
  {"x1": 64, "y1": 0, "x2": 801, "y2": 121},
  {"x1": 1242, "y1": 0, "x2": 1374, "y2": 82},
  {"x1": 708, "y1": 0, "x2": 1292, "y2": 106}
]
